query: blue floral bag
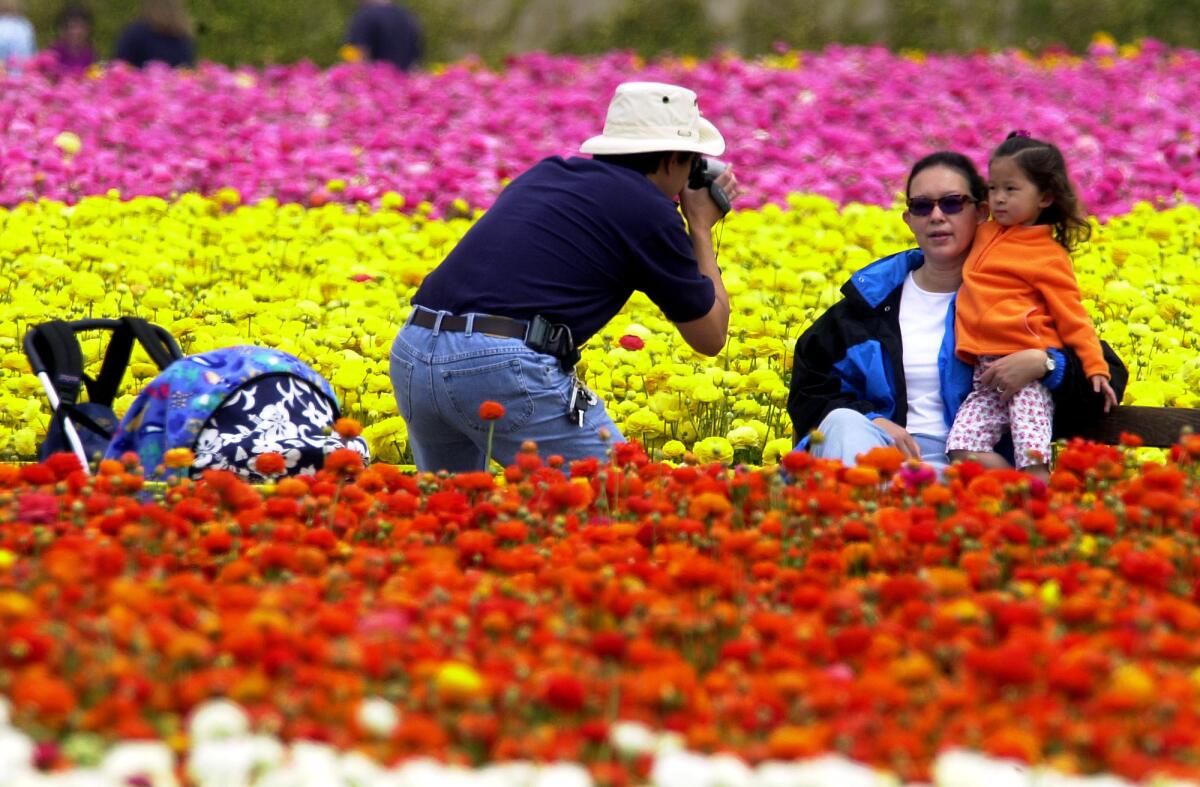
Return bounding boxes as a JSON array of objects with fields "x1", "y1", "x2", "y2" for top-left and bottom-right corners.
[{"x1": 105, "y1": 346, "x2": 368, "y2": 479}]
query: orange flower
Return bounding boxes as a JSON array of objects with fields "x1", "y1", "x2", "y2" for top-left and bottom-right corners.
[
  {"x1": 844, "y1": 465, "x2": 881, "y2": 487},
  {"x1": 859, "y1": 445, "x2": 905, "y2": 475},
  {"x1": 479, "y1": 400, "x2": 506, "y2": 420},
  {"x1": 254, "y1": 452, "x2": 287, "y2": 476},
  {"x1": 163, "y1": 447, "x2": 196, "y2": 470},
  {"x1": 334, "y1": 417, "x2": 363, "y2": 440}
]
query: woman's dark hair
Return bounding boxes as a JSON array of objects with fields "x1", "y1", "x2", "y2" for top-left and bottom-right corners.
[
  {"x1": 991, "y1": 132, "x2": 1091, "y2": 251},
  {"x1": 906, "y1": 151, "x2": 987, "y2": 203},
  {"x1": 592, "y1": 150, "x2": 695, "y2": 175},
  {"x1": 56, "y1": 2, "x2": 93, "y2": 32}
]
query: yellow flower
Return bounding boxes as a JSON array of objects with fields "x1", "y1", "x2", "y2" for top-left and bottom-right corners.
[
  {"x1": 661, "y1": 440, "x2": 687, "y2": 461},
  {"x1": 727, "y1": 424, "x2": 761, "y2": 449},
  {"x1": 435, "y1": 662, "x2": 484, "y2": 700},
  {"x1": 693, "y1": 436, "x2": 733, "y2": 464},
  {"x1": 762, "y1": 437, "x2": 794, "y2": 464},
  {"x1": 53, "y1": 131, "x2": 82, "y2": 157}
]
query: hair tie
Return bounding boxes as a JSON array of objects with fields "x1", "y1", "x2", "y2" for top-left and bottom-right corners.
[{"x1": 1007, "y1": 129, "x2": 1032, "y2": 139}]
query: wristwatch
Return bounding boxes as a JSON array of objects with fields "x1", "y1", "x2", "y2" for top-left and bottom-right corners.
[{"x1": 1043, "y1": 353, "x2": 1056, "y2": 376}]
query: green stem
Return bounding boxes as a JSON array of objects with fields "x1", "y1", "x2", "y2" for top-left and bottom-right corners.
[{"x1": 484, "y1": 422, "x2": 496, "y2": 472}]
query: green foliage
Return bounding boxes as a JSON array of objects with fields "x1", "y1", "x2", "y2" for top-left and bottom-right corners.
[{"x1": 24, "y1": 0, "x2": 1200, "y2": 68}]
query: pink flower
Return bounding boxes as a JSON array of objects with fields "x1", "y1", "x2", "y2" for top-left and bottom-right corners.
[{"x1": 18, "y1": 493, "x2": 59, "y2": 525}]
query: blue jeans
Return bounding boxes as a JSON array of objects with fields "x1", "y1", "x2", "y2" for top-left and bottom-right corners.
[
  {"x1": 390, "y1": 308, "x2": 623, "y2": 473},
  {"x1": 810, "y1": 408, "x2": 949, "y2": 470}
]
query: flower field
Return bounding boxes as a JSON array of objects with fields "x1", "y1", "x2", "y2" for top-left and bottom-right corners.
[{"x1": 1, "y1": 34, "x2": 1200, "y2": 786}]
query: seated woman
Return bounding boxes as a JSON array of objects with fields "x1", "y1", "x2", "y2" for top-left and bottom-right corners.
[
  {"x1": 787, "y1": 151, "x2": 1125, "y2": 470},
  {"x1": 50, "y1": 3, "x2": 98, "y2": 73}
]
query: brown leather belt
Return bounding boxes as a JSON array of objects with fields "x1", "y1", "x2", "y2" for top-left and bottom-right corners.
[{"x1": 410, "y1": 309, "x2": 528, "y2": 339}]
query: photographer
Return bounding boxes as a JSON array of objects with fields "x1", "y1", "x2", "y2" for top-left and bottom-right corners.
[{"x1": 391, "y1": 81, "x2": 738, "y2": 472}]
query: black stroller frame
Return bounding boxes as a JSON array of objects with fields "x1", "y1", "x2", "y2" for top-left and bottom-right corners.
[{"x1": 24, "y1": 318, "x2": 183, "y2": 473}]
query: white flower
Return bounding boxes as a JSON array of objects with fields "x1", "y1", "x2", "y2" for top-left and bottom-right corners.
[
  {"x1": 186, "y1": 735, "x2": 285, "y2": 786},
  {"x1": 100, "y1": 741, "x2": 178, "y2": 787},
  {"x1": 652, "y1": 751, "x2": 714, "y2": 787},
  {"x1": 654, "y1": 731, "x2": 687, "y2": 756},
  {"x1": 533, "y1": 763, "x2": 593, "y2": 787},
  {"x1": 755, "y1": 755, "x2": 896, "y2": 787},
  {"x1": 0, "y1": 727, "x2": 35, "y2": 784},
  {"x1": 1033, "y1": 771, "x2": 1138, "y2": 787},
  {"x1": 477, "y1": 762, "x2": 539, "y2": 787},
  {"x1": 393, "y1": 759, "x2": 477, "y2": 787},
  {"x1": 281, "y1": 741, "x2": 342, "y2": 785},
  {"x1": 339, "y1": 751, "x2": 388, "y2": 786},
  {"x1": 609, "y1": 721, "x2": 657, "y2": 757},
  {"x1": 10, "y1": 769, "x2": 119, "y2": 786},
  {"x1": 187, "y1": 698, "x2": 250, "y2": 743},
  {"x1": 356, "y1": 697, "x2": 400, "y2": 739},
  {"x1": 933, "y1": 750, "x2": 1032, "y2": 787},
  {"x1": 707, "y1": 754, "x2": 754, "y2": 787}
]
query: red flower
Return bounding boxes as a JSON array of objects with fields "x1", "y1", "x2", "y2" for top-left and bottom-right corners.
[
  {"x1": 44, "y1": 453, "x2": 83, "y2": 481},
  {"x1": 618, "y1": 334, "x2": 645, "y2": 351},
  {"x1": 479, "y1": 401, "x2": 506, "y2": 421},
  {"x1": 324, "y1": 448, "x2": 365, "y2": 477},
  {"x1": 542, "y1": 672, "x2": 586, "y2": 713}
]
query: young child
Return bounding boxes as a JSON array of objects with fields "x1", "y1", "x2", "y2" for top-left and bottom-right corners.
[{"x1": 947, "y1": 132, "x2": 1117, "y2": 478}]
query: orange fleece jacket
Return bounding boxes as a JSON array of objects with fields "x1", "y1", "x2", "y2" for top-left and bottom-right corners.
[{"x1": 955, "y1": 221, "x2": 1108, "y2": 378}]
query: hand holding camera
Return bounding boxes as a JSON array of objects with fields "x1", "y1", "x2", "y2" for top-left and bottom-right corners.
[{"x1": 685, "y1": 157, "x2": 736, "y2": 220}]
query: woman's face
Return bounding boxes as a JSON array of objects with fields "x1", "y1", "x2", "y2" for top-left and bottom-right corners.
[
  {"x1": 903, "y1": 165, "x2": 986, "y2": 267},
  {"x1": 63, "y1": 19, "x2": 90, "y2": 47}
]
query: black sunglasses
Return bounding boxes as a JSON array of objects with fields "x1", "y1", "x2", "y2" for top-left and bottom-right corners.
[{"x1": 905, "y1": 194, "x2": 976, "y2": 216}]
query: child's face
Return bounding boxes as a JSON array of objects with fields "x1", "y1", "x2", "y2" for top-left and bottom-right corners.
[{"x1": 988, "y1": 156, "x2": 1052, "y2": 226}]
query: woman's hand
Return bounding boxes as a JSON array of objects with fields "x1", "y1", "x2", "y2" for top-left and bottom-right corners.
[
  {"x1": 978, "y1": 349, "x2": 1049, "y2": 404},
  {"x1": 871, "y1": 417, "x2": 920, "y2": 458},
  {"x1": 1092, "y1": 375, "x2": 1118, "y2": 412}
]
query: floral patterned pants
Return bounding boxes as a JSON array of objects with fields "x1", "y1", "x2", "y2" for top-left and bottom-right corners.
[{"x1": 946, "y1": 358, "x2": 1054, "y2": 468}]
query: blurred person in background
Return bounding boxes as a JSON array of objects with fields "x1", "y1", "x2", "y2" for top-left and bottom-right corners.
[
  {"x1": 0, "y1": 0, "x2": 35, "y2": 65},
  {"x1": 114, "y1": 0, "x2": 195, "y2": 68},
  {"x1": 346, "y1": 0, "x2": 423, "y2": 71},
  {"x1": 50, "y1": 2, "x2": 96, "y2": 73}
]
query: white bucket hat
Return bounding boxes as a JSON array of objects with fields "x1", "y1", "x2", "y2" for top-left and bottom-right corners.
[{"x1": 580, "y1": 81, "x2": 725, "y2": 156}]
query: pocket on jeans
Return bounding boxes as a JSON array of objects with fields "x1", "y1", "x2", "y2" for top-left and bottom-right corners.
[
  {"x1": 443, "y1": 357, "x2": 535, "y2": 434},
  {"x1": 389, "y1": 354, "x2": 414, "y2": 419}
]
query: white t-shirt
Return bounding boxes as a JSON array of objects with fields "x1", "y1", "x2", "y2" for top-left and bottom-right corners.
[
  {"x1": 899, "y1": 271, "x2": 955, "y2": 438},
  {"x1": 0, "y1": 16, "x2": 35, "y2": 62}
]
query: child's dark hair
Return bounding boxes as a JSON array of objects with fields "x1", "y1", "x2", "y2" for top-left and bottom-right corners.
[
  {"x1": 991, "y1": 132, "x2": 1091, "y2": 251},
  {"x1": 906, "y1": 151, "x2": 987, "y2": 203}
]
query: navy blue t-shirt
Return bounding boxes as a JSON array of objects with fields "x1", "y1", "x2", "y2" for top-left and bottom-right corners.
[
  {"x1": 413, "y1": 156, "x2": 715, "y2": 346},
  {"x1": 114, "y1": 21, "x2": 195, "y2": 68},
  {"x1": 347, "y1": 3, "x2": 422, "y2": 71}
]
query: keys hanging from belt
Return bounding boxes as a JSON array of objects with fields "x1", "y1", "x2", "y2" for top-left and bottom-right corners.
[{"x1": 567, "y1": 378, "x2": 599, "y2": 427}]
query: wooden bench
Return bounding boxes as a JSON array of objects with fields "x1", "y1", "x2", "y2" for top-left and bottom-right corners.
[{"x1": 1071, "y1": 405, "x2": 1200, "y2": 448}]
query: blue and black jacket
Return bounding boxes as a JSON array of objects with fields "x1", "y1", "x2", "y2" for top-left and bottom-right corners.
[{"x1": 787, "y1": 249, "x2": 1127, "y2": 443}]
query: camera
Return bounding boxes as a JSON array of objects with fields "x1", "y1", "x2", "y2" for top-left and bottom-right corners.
[{"x1": 687, "y1": 157, "x2": 732, "y2": 216}]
